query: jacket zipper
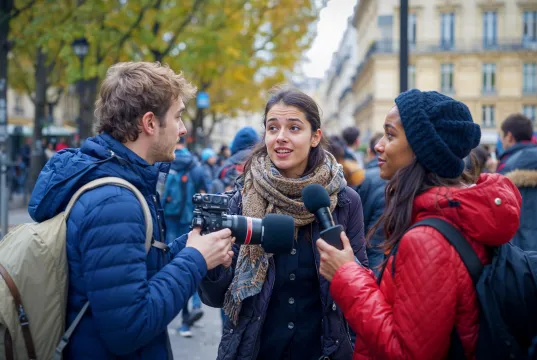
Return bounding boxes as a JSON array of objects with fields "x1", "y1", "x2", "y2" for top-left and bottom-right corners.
[{"x1": 152, "y1": 194, "x2": 165, "y2": 242}]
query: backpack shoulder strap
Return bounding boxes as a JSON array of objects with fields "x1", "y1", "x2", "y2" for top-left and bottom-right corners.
[
  {"x1": 408, "y1": 218, "x2": 484, "y2": 286},
  {"x1": 64, "y1": 177, "x2": 153, "y2": 252},
  {"x1": 54, "y1": 177, "x2": 154, "y2": 360}
]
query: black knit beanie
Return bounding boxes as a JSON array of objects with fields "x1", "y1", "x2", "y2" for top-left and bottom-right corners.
[{"x1": 394, "y1": 89, "x2": 481, "y2": 178}]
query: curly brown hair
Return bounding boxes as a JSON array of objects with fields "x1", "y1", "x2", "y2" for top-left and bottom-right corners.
[{"x1": 95, "y1": 62, "x2": 197, "y2": 143}]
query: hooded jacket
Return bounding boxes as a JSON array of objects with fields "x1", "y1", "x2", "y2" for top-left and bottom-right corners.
[
  {"x1": 330, "y1": 174, "x2": 521, "y2": 359},
  {"x1": 29, "y1": 134, "x2": 207, "y2": 359}
]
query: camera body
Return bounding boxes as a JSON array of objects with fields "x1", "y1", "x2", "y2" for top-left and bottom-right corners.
[
  {"x1": 191, "y1": 193, "x2": 234, "y2": 234},
  {"x1": 191, "y1": 192, "x2": 295, "y2": 254}
]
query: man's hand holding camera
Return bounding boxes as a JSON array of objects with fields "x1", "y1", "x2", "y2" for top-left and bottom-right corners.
[{"x1": 186, "y1": 228, "x2": 235, "y2": 270}]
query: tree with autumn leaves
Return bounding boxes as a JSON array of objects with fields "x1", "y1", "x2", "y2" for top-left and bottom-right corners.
[
  {"x1": 9, "y1": 0, "x2": 324, "y2": 139},
  {"x1": 6, "y1": 0, "x2": 324, "y2": 187}
]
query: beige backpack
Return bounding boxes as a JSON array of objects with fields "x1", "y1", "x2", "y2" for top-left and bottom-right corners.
[{"x1": 0, "y1": 177, "x2": 156, "y2": 360}]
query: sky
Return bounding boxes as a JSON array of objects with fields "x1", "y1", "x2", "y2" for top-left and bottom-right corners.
[{"x1": 302, "y1": 0, "x2": 357, "y2": 79}]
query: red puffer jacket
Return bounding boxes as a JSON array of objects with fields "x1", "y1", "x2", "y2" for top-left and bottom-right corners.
[{"x1": 331, "y1": 174, "x2": 522, "y2": 360}]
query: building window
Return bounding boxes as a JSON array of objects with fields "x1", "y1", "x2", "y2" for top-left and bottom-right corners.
[
  {"x1": 482, "y1": 105, "x2": 496, "y2": 128},
  {"x1": 441, "y1": 63, "x2": 454, "y2": 93},
  {"x1": 440, "y1": 12, "x2": 455, "y2": 49},
  {"x1": 408, "y1": 65, "x2": 416, "y2": 89},
  {"x1": 523, "y1": 63, "x2": 537, "y2": 94},
  {"x1": 408, "y1": 14, "x2": 417, "y2": 46},
  {"x1": 483, "y1": 11, "x2": 497, "y2": 48},
  {"x1": 482, "y1": 63, "x2": 496, "y2": 94},
  {"x1": 523, "y1": 11, "x2": 537, "y2": 44},
  {"x1": 523, "y1": 105, "x2": 537, "y2": 125}
]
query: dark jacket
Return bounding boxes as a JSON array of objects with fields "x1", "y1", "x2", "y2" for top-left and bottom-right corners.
[
  {"x1": 357, "y1": 159, "x2": 387, "y2": 275},
  {"x1": 29, "y1": 134, "x2": 208, "y2": 360},
  {"x1": 199, "y1": 185, "x2": 368, "y2": 360},
  {"x1": 498, "y1": 142, "x2": 537, "y2": 251},
  {"x1": 211, "y1": 149, "x2": 250, "y2": 193}
]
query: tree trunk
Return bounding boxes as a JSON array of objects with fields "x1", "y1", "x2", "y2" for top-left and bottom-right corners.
[
  {"x1": 79, "y1": 77, "x2": 98, "y2": 141},
  {"x1": 27, "y1": 47, "x2": 47, "y2": 196},
  {"x1": 192, "y1": 107, "x2": 207, "y2": 149}
]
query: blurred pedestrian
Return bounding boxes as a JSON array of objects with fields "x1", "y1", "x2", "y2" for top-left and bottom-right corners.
[
  {"x1": 217, "y1": 144, "x2": 231, "y2": 167},
  {"x1": 327, "y1": 135, "x2": 365, "y2": 188},
  {"x1": 497, "y1": 113, "x2": 537, "y2": 251},
  {"x1": 211, "y1": 126, "x2": 259, "y2": 193},
  {"x1": 356, "y1": 132, "x2": 386, "y2": 276}
]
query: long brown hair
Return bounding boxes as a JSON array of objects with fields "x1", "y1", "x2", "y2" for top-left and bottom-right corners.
[
  {"x1": 368, "y1": 155, "x2": 479, "y2": 254},
  {"x1": 243, "y1": 89, "x2": 328, "y2": 177}
]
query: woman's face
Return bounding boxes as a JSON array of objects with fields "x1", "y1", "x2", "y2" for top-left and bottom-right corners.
[
  {"x1": 374, "y1": 106, "x2": 415, "y2": 180},
  {"x1": 265, "y1": 103, "x2": 321, "y2": 178}
]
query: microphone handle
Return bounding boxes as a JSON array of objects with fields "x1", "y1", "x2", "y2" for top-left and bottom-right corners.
[{"x1": 319, "y1": 225, "x2": 344, "y2": 250}]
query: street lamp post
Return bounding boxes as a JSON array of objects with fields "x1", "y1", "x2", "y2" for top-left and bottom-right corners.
[{"x1": 71, "y1": 38, "x2": 89, "y2": 142}]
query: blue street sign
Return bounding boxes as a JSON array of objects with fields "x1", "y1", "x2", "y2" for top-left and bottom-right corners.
[{"x1": 196, "y1": 92, "x2": 210, "y2": 109}]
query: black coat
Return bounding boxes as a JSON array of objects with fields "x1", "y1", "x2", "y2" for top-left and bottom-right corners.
[
  {"x1": 199, "y1": 186, "x2": 368, "y2": 360},
  {"x1": 357, "y1": 159, "x2": 387, "y2": 275}
]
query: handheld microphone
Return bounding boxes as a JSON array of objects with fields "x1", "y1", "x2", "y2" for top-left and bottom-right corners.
[{"x1": 302, "y1": 184, "x2": 344, "y2": 250}]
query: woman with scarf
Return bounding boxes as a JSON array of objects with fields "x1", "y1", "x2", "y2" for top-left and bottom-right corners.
[
  {"x1": 199, "y1": 89, "x2": 368, "y2": 360},
  {"x1": 316, "y1": 90, "x2": 522, "y2": 359}
]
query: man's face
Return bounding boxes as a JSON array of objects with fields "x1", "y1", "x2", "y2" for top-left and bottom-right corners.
[
  {"x1": 501, "y1": 131, "x2": 516, "y2": 152},
  {"x1": 150, "y1": 97, "x2": 187, "y2": 163}
]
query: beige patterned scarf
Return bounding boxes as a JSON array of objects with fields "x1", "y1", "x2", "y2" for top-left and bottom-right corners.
[{"x1": 223, "y1": 151, "x2": 346, "y2": 325}]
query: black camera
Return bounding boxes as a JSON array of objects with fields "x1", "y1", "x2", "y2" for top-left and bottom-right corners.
[{"x1": 191, "y1": 193, "x2": 294, "y2": 254}]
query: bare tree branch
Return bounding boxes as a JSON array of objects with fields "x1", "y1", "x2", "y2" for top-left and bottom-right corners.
[
  {"x1": 109, "y1": 1, "x2": 155, "y2": 63},
  {"x1": 158, "y1": 0, "x2": 204, "y2": 59},
  {"x1": 0, "y1": 0, "x2": 37, "y2": 24}
]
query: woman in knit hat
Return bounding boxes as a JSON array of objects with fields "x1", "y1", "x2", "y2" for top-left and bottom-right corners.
[
  {"x1": 199, "y1": 88, "x2": 367, "y2": 360},
  {"x1": 317, "y1": 89, "x2": 522, "y2": 359}
]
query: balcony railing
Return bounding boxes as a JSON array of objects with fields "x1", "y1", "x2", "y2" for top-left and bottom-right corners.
[
  {"x1": 353, "y1": 94, "x2": 373, "y2": 116},
  {"x1": 351, "y1": 38, "x2": 537, "y2": 84}
]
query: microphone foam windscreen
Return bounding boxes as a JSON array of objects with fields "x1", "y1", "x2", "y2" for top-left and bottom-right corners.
[
  {"x1": 262, "y1": 214, "x2": 295, "y2": 254},
  {"x1": 302, "y1": 184, "x2": 330, "y2": 213}
]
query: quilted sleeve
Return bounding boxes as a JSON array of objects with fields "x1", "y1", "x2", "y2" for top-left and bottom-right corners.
[
  {"x1": 75, "y1": 187, "x2": 207, "y2": 355},
  {"x1": 330, "y1": 228, "x2": 458, "y2": 359}
]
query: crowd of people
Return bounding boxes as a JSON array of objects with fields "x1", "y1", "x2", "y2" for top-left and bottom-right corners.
[{"x1": 7, "y1": 61, "x2": 536, "y2": 360}]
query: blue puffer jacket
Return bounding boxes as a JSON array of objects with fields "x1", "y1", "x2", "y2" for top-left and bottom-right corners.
[
  {"x1": 198, "y1": 183, "x2": 368, "y2": 360},
  {"x1": 498, "y1": 142, "x2": 537, "y2": 251},
  {"x1": 357, "y1": 159, "x2": 387, "y2": 275},
  {"x1": 29, "y1": 134, "x2": 208, "y2": 360}
]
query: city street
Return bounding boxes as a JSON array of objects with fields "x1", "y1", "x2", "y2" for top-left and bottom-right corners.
[{"x1": 168, "y1": 306, "x2": 221, "y2": 359}]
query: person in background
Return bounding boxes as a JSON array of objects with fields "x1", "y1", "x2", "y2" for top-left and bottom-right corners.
[
  {"x1": 327, "y1": 135, "x2": 365, "y2": 188},
  {"x1": 217, "y1": 144, "x2": 231, "y2": 167},
  {"x1": 199, "y1": 89, "x2": 367, "y2": 360},
  {"x1": 200, "y1": 147, "x2": 218, "y2": 189},
  {"x1": 162, "y1": 138, "x2": 209, "y2": 338},
  {"x1": 55, "y1": 137, "x2": 69, "y2": 152},
  {"x1": 45, "y1": 142, "x2": 56, "y2": 160},
  {"x1": 317, "y1": 90, "x2": 521, "y2": 359},
  {"x1": 356, "y1": 132, "x2": 386, "y2": 276},
  {"x1": 497, "y1": 113, "x2": 537, "y2": 251},
  {"x1": 342, "y1": 126, "x2": 361, "y2": 164},
  {"x1": 211, "y1": 126, "x2": 260, "y2": 193},
  {"x1": 464, "y1": 145, "x2": 490, "y2": 177}
]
